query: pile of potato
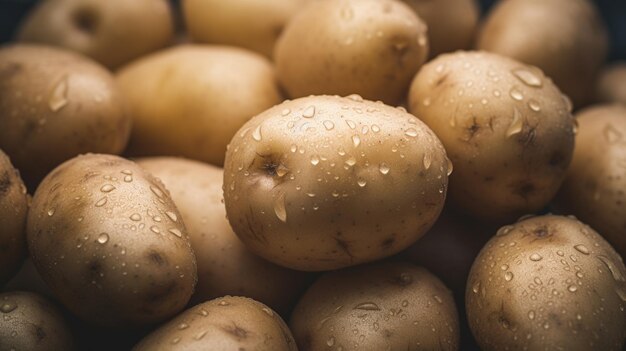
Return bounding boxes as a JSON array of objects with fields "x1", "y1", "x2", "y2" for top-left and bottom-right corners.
[{"x1": 1, "y1": 0, "x2": 625, "y2": 350}]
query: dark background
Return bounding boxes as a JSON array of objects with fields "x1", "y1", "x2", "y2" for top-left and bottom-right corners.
[{"x1": 1, "y1": 0, "x2": 625, "y2": 60}]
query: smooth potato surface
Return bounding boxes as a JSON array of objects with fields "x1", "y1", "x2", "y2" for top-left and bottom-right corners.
[{"x1": 595, "y1": 63, "x2": 626, "y2": 105}]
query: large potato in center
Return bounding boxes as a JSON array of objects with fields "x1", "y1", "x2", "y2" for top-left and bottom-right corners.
[{"x1": 223, "y1": 95, "x2": 450, "y2": 271}]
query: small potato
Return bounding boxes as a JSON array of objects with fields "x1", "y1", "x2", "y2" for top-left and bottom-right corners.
[
  {"x1": 595, "y1": 63, "x2": 626, "y2": 105},
  {"x1": 223, "y1": 95, "x2": 450, "y2": 271},
  {"x1": 137, "y1": 157, "x2": 312, "y2": 316},
  {"x1": 275, "y1": 0, "x2": 429, "y2": 105},
  {"x1": 556, "y1": 105, "x2": 626, "y2": 257},
  {"x1": 0, "y1": 150, "x2": 29, "y2": 285},
  {"x1": 133, "y1": 296, "x2": 297, "y2": 351},
  {"x1": 408, "y1": 51, "x2": 575, "y2": 223},
  {"x1": 17, "y1": 0, "x2": 174, "y2": 69},
  {"x1": 117, "y1": 45, "x2": 283, "y2": 166},
  {"x1": 0, "y1": 291, "x2": 73, "y2": 351},
  {"x1": 477, "y1": 0, "x2": 608, "y2": 107},
  {"x1": 291, "y1": 262, "x2": 459, "y2": 351},
  {"x1": 0, "y1": 45, "x2": 130, "y2": 185},
  {"x1": 27, "y1": 154, "x2": 197, "y2": 326},
  {"x1": 183, "y1": 0, "x2": 309, "y2": 58},
  {"x1": 466, "y1": 215, "x2": 626, "y2": 351}
]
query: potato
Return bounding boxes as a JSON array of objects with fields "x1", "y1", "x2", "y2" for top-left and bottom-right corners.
[
  {"x1": 595, "y1": 63, "x2": 626, "y2": 105},
  {"x1": 223, "y1": 95, "x2": 450, "y2": 271},
  {"x1": 408, "y1": 51, "x2": 575, "y2": 223},
  {"x1": 26, "y1": 154, "x2": 197, "y2": 326},
  {"x1": 401, "y1": 0, "x2": 479, "y2": 58},
  {"x1": 477, "y1": 0, "x2": 608, "y2": 108},
  {"x1": 183, "y1": 0, "x2": 308, "y2": 58},
  {"x1": 274, "y1": 0, "x2": 429, "y2": 105},
  {"x1": 0, "y1": 150, "x2": 29, "y2": 285},
  {"x1": 0, "y1": 291, "x2": 73, "y2": 351},
  {"x1": 133, "y1": 296, "x2": 297, "y2": 351},
  {"x1": 17, "y1": 0, "x2": 174, "y2": 69},
  {"x1": 116, "y1": 45, "x2": 282, "y2": 166},
  {"x1": 137, "y1": 157, "x2": 312, "y2": 316},
  {"x1": 0, "y1": 45, "x2": 130, "y2": 185},
  {"x1": 291, "y1": 261, "x2": 459, "y2": 350},
  {"x1": 556, "y1": 105, "x2": 626, "y2": 257},
  {"x1": 466, "y1": 215, "x2": 626, "y2": 350}
]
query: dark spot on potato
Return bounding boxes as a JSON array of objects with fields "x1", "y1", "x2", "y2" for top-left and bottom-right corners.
[
  {"x1": 221, "y1": 323, "x2": 249, "y2": 341},
  {"x1": 435, "y1": 73, "x2": 449, "y2": 87},
  {"x1": 549, "y1": 152, "x2": 565, "y2": 167},
  {"x1": 383, "y1": 329, "x2": 393, "y2": 338},
  {"x1": 72, "y1": 6, "x2": 99, "y2": 34},
  {"x1": 146, "y1": 281, "x2": 177, "y2": 303},
  {"x1": 33, "y1": 325, "x2": 46, "y2": 342},
  {"x1": 0, "y1": 171, "x2": 11, "y2": 197},
  {"x1": 85, "y1": 260, "x2": 102, "y2": 281},
  {"x1": 0, "y1": 61, "x2": 22, "y2": 81},
  {"x1": 391, "y1": 273, "x2": 413, "y2": 287},
  {"x1": 381, "y1": 236, "x2": 395, "y2": 249},
  {"x1": 533, "y1": 225, "x2": 550, "y2": 238},
  {"x1": 147, "y1": 251, "x2": 167, "y2": 266},
  {"x1": 335, "y1": 237, "x2": 353, "y2": 258},
  {"x1": 513, "y1": 181, "x2": 535, "y2": 199},
  {"x1": 518, "y1": 125, "x2": 537, "y2": 147}
]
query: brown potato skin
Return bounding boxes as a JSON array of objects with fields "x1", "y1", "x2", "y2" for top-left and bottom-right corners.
[
  {"x1": 26, "y1": 154, "x2": 197, "y2": 327},
  {"x1": 117, "y1": 45, "x2": 282, "y2": 166},
  {"x1": 466, "y1": 215, "x2": 626, "y2": 351},
  {"x1": 17, "y1": 0, "x2": 174, "y2": 69},
  {"x1": 133, "y1": 296, "x2": 297, "y2": 351},
  {"x1": 137, "y1": 157, "x2": 312, "y2": 316},
  {"x1": 556, "y1": 105, "x2": 626, "y2": 257},
  {"x1": 0, "y1": 44, "x2": 130, "y2": 185},
  {"x1": 0, "y1": 291, "x2": 74, "y2": 351},
  {"x1": 0, "y1": 150, "x2": 29, "y2": 285},
  {"x1": 408, "y1": 51, "x2": 575, "y2": 223},
  {"x1": 595, "y1": 63, "x2": 626, "y2": 105},
  {"x1": 290, "y1": 261, "x2": 459, "y2": 351},
  {"x1": 477, "y1": 0, "x2": 608, "y2": 108},
  {"x1": 274, "y1": 0, "x2": 429, "y2": 105}
]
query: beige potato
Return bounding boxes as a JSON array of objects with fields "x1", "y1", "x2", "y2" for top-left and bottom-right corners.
[
  {"x1": 291, "y1": 261, "x2": 459, "y2": 350},
  {"x1": 137, "y1": 157, "x2": 311, "y2": 316},
  {"x1": 466, "y1": 215, "x2": 626, "y2": 350},
  {"x1": 0, "y1": 45, "x2": 130, "y2": 185},
  {"x1": 17, "y1": 0, "x2": 174, "y2": 69},
  {"x1": 408, "y1": 51, "x2": 575, "y2": 223},
  {"x1": 0, "y1": 291, "x2": 73, "y2": 351},
  {"x1": 477, "y1": 0, "x2": 608, "y2": 107},
  {"x1": 183, "y1": 0, "x2": 309, "y2": 58},
  {"x1": 133, "y1": 296, "x2": 297, "y2": 351},
  {"x1": 274, "y1": 0, "x2": 429, "y2": 105},
  {"x1": 595, "y1": 63, "x2": 626, "y2": 105},
  {"x1": 0, "y1": 150, "x2": 29, "y2": 285},
  {"x1": 117, "y1": 45, "x2": 283, "y2": 166},
  {"x1": 223, "y1": 95, "x2": 450, "y2": 271},
  {"x1": 402, "y1": 0, "x2": 479, "y2": 58},
  {"x1": 26, "y1": 154, "x2": 196, "y2": 326},
  {"x1": 556, "y1": 105, "x2": 626, "y2": 257}
]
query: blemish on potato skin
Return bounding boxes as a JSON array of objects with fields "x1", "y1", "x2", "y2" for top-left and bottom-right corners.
[
  {"x1": 435, "y1": 73, "x2": 449, "y2": 87},
  {"x1": 0, "y1": 61, "x2": 22, "y2": 81},
  {"x1": 381, "y1": 236, "x2": 395, "y2": 249},
  {"x1": 0, "y1": 170, "x2": 11, "y2": 197},
  {"x1": 33, "y1": 325, "x2": 46, "y2": 342},
  {"x1": 532, "y1": 225, "x2": 550, "y2": 238},
  {"x1": 221, "y1": 323, "x2": 249, "y2": 341},
  {"x1": 147, "y1": 251, "x2": 167, "y2": 266},
  {"x1": 146, "y1": 281, "x2": 177, "y2": 303}
]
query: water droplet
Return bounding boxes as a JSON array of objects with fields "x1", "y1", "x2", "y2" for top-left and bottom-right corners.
[
  {"x1": 530, "y1": 253, "x2": 543, "y2": 262},
  {"x1": 568, "y1": 285, "x2": 578, "y2": 292},
  {"x1": 169, "y1": 228, "x2": 182, "y2": 238},
  {"x1": 281, "y1": 108, "x2": 290, "y2": 116},
  {"x1": 446, "y1": 157, "x2": 453, "y2": 176},
  {"x1": 405, "y1": 128, "x2": 418, "y2": 137},
  {"x1": 379, "y1": 163, "x2": 390, "y2": 175},
  {"x1": 345, "y1": 157, "x2": 356, "y2": 167},
  {"x1": 433, "y1": 295, "x2": 442, "y2": 304},
  {"x1": 323, "y1": 120, "x2": 335, "y2": 131},
  {"x1": 506, "y1": 107, "x2": 524, "y2": 138},
  {"x1": 327, "y1": 336, "x2": 335, "y2": 347},
  {"x1": 573, "y1": 244, "x2": 589, "y2": 255},
  {"x1": 47, "y1": 208, "x2": 55, "y2": 216},
  {"x1": 274, "y1": 192, "x2": 287, "y2": 223},
  {"x1": 218, "y1": 300, "x2": 229, "y2": 306},
  {"x1": 95, "y1": 197, "x2": 107, "y2": 207},
  {"x1": 130, "y1": 213, "x2": 142, "y2": 221},
  {"x1": 504, "y1": 272, "x2": 514, "y2": 281},
  {"x1": 97, "y1": 233, "x2": 109, "y2": 244},
  {"x1": 252, "y1": 125, "x2": 263, "y2": 141},
  {"x1": 303, "y1": 105, "x2": 316, "y2": 118},
  {"x1": 357, "y1": 178, "x2": 367, "y2": 187},
  {"x1": 512, "y1": 68, "x2": 543, "y2": 87},
  {"x1": 354, "y1": 302, "x2": 381, "y2": 311},
  {"x1": 49, "y1": 76, "x2": 69, "y2": 111},
  {"x1": 100, "y1": 184, "x2": 115, "y2": 193},
  {"x1": 421, "y1": 152, "x2": 433, "y2": 170},
  {"x1": 0, "y1": 303, "x2": 17, "y2": 313},
  {"x1": 472, "y1": 281, "x2": 481, "y2": 294},
  {"x1": 150, "y1": 186, "x2": 163, "y2": 198},
  {"x1": 604, "y1": 124, "x2": 623, "y2": 144},
  {"x1": 597, "y1": 255, "x2": 626, "y2": 282},
  {"x1": 352, "y1": 135, "x2": 361, "y2": 147},
  {"x1": 528, "y1": 99, "x2": 541, "y2": 112},
  {"x1": 310, "y1": 155, "x2": 321, "y2": 166},
  {"x1": 510, "y1": 87, "x2": 524, "y2": 101},
  {"x1": 165, "y1": 211, "x2": 178, "y2": 222},
  {"x1": 497, "y1": 225, "x2": 514, "y2": 236},
  {"x1": 150, "y1": 226, "x2": 160, "y2": 234},
  {"x1": 528, "y1": 310, "x2": 535, "y2": 320},
  {"x1": 371, "y1": 124, "x2": 381, "y2": 133},
  {"x1": 171, "y1": 337, "x2": 181, "y2": 345},
  {"x1": 346, "y1": 120, "x2": 357, "y2": 129}
]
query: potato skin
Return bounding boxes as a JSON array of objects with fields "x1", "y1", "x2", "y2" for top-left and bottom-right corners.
[
  {"x1": 223, "y1": 95, "x2": 449, "y2": 271},
  {"x1": 0, "y1": 291, "x2": 73, "y2": 351},
  {"x1": 291, "y1": 262, "x2": 459, "y2": 351},
  {"x1": 0, "y1": 44, "x2": 130, "y2": 185},
  {"x1": 17, "y1": 0, "x2": 174, "y2": 69},
  {"x1": 274, "y1": 0, "x2": 429, "y2": 105},
  {"x1": 595, "y1": 63, "x2": 626, "y2": 105},
  {"x1": 26, "y1": 154, "x2": 197, "y2": 326},
  {"x1": 477, "y1": 0, "x2": 608, "y2": 108},
  {"x1": 0, "y1": 150, "x2": 29, "y2": 285},
  {"x1": 408, "y1": 51, "x2": 575, "y2": 223},
  {"x1": 137, "y1": 157, "x2": 312, "y2": 316},
  {"x1": 556, "y1": 105, "x2": 626, "y2": 257},
  {"x1": 466, "y1": 215, "x2": 626, "y2": 351},
  {"x1": 117, "y1": 45, "x2": 282, "y2": 166},
  {"x1": 133, "y1": 296, "x2": 297, "y2": 351}
]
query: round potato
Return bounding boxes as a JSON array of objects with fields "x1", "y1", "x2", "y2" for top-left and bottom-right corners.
[
  {"x1": 477, "y1": 0, "x2": 608, "y2": 107},
  {"x1": 116, "y1": 45, "x2": 282, "y2": 166},
  {"x1": 556, "y1": 105, "x2": 626, "y2": 257},
  {"x1": 183, "y1": 0, "x2": 309, "y2": 58},
  {"x1": 137, "y1": 157, "x2": 312, "y2": 316},
  {"x1": 223, "y1": 95, "x2": 450, "y2": 271},
  {"x1": 401, "y1": 0, "x2": 479, "y2": 58},
  {"x1": 595, "y1": 63, "x2": 626, "y2": 105},
  {"x1": 133, "y1": 296, "x2": 297, "y2": 351},
  {"x1": 466, "y1": 215, "x2": 626, "y2": 350},
  {"x1": 0, "y1": 44, "x2": 130, "y2": 185},
  {"x1": 274, "y1": 0, "x2": 429, "y2": 105},
  {"x1": 17, "y1": 0, "x2": 174, "y2": 69},
  {"x1": 0, "y1": 291, "x2": 73, "y2": 351},
  {"x1": 0, "y1": 150, "x2": 29, "y2": 285},
  {"x1": 408, "y1": 51, "x2": 575, "y2": 223},
  {"x1": 291, "y1": 261, "x2": 459, "y2": 351},
  {"x1": 26, "y1": 154, "x2": 197, "y2": 326}
]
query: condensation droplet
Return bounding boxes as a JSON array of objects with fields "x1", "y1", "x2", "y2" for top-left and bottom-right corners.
[
  {"x1": 528, "y1": 99, "x2": 541, "y2": 112},
  {"x1": 169, "y1": 228, "x2": 182, "y2": 238},
  {"x1": 252, "y1": 125, "x2": 263, "y2": 141},
  {"x1": 504, "y1": 272, "x2": 514, "y2": 281},
  {"x1": 47, "y1": 208, "x2": 55, "y2": 216},
  {"x1": 510, "y1": 87, "x2": 524, "y2": 101},
  {"x1": 274, "y1": 192, "x2": 287, "y2": 223},
  {"x1": 423, "y1": 153, "x2": 432, "y2": 170},
  {"x1": 352, "y1": 135, "x2": 361, "y2": 147},
  {"x1": 303, "y1": 105, "x2": 316, "y2": 118},
  {"x1": 327, "y1": 336, "x2": 335, "y2": 347},
  {"x1": 323, "y1": 120, "x2": 335, "y2": 130},
  {"x1": 97, "y1": 233, "x2": 109, "y2": 244},
  {"x1": 446, "y1": 157, "x2": 453, "y2": 176},
  {"x1": 574, "y1": 244, "x2": 590, "y2": 255},
  {"x1": 530, "y1": 253, "x2": 543, "y2": 262},
  {"x1": 497, "y1": 225, "x2": 514, "y2": 236},
  {"x1": 310, "y1": 155, "x2": 320, "y2": 166},
  {"x1": 100, "y1": 184, "x2": 115, "y2": 193},
  {"x1": 166, "y1": 211, "x2": 178, "y2": 222},
  {"x1": 0, "y1": 303, "x2": 17, "y2": 313},
  {"x1": 568, "y1": 285, "x2": 578, "y2": 292},
  {"x1": 130, "y1": 213, "x2": 141, "y2": 221},
  {"x1": 357, "y1": 178, "x2": 367, "y2": 187},
  {"x1": 150, "y1": 226, "x2": 160, "y2": 234},
  {"x1": 506, "y1": 107, "x2": 524, "y2": 138},
  {"x1": 49, "y1": 76, "x2": 69, "y2": 111},
  {"x1": 95, "y1": 197, "x2": 107, "y2": 207},
  {"x1": 354, "y1": 302, "x2": 381, "y2": 311},
  {"x1": 512, "y1": 68, "x2": 543, "y2": 87},
  {"x1": 405, "y1": 128, "x2": 418, "y2": 137},
  {"x1": 379, "y1": 163, "x2": 390, "y2": 175},
  {"x1": 604, "y1": 124, "x2": 623, "y2": 144},
  {"x1": 150, "y1": 186, "x2": 163, "y2": 198}
]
